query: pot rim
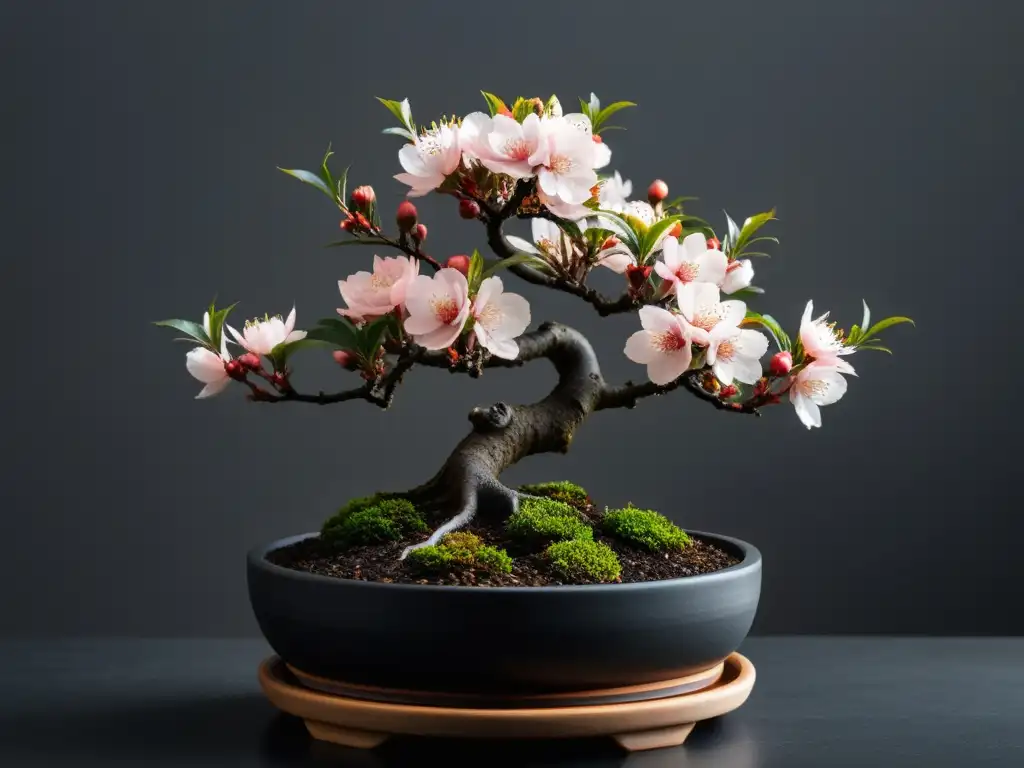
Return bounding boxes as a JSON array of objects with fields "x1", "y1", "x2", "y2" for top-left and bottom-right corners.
[{"x1": 248, "y1": 530, "x2": 761, "y2": 594}]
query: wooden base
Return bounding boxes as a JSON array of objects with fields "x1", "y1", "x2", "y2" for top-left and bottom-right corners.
[{"x1": 259, "y1": 652, "x2": 754, "y2": 752}]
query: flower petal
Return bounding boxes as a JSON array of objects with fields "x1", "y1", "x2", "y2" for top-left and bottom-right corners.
[
  {"x1": 638, "y1": 305, "x2": 677, "y2": 333},
  {"x1": 196, "y1": 378, "x2": 231, "y2": 399},
  {"x1": 647, "y1": 349, "x2": 692, "y2": 385},
  {"x1": 792, "y1": 393, "x2": 822, "y2": 429},
  {"x1": 624, "y1": 330, "x2": 657, "y2": 364}
]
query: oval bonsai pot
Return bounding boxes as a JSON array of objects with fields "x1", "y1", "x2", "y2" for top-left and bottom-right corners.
[{"x1": 247, "y1": 530, "x2": 760, "y2": 697}]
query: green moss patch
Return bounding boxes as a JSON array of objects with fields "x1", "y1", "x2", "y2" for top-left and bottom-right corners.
[
  {"x1": 405, "y1": 532, "x2": 513, "y2": 576},
  {"x1": 546, "y1": 539, "x2": 621, "y2": 583},
  {"x1": 601, "y1": 505, "x2": 690, "y2": 552},
  {"x1": 321, "y1": 495, "x2": 428, "y2": 548},
  {"x1": 518, "y1": 481, "x2": 591, "y2": 510},
  {"x1": 506, "y1": 497, "x2": 593, "y2": 545}
]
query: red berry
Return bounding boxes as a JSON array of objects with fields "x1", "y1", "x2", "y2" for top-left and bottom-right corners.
[
  {"x1": 413, "y1": 223, "x2": 428, "y2": 242},
  {"x1": 770, "y1": 351, "x2": 793, "y2": 377},
  {"x1": 458, "y1": 198, "x2": 481, "y2": 219},
  {"x1": 719, "y1": 384, "x2": 739, "y2": 398},
  {"x1": 707, "y1": 236, "x2": 721, "y2": 251},
  {"x1": 350, "y1": 185, "x2": 375, "y2": 208},
  {"x1": 396, "y1": 201, "x2": 418, "y2": 232},
  {"x1": 446, "y1": 254, "x2": 471, "y2": 275},
  {"x1": 668, "y1": 221, "x2": 683, "y2": 238},
  {"x1": 238, "y1": 352, "x2": 261, "y2": 370},
  {"x1": 647, "y1": 179, "x2": 669, "y2": 204}
]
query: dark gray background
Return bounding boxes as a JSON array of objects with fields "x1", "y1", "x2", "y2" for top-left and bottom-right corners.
[{"x1": 2, "y1": 0, "x2": 1020, "y2": 637}]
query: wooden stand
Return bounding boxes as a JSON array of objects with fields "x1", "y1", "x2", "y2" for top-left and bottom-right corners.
[{"x1": 259, "y1": 653, "x2": 754, "y2": 753}]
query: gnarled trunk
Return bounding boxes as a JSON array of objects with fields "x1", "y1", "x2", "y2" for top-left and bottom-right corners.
[{"x1": 400, "y1": 322, "x2": 606, "y2": 557}]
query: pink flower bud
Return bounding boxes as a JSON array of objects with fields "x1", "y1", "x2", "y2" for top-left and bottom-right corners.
[
  {"x1": 458, "y1": 198, "x2": 481, "y2": 219},
  {"x1": 719, "y1": 384, "x2": 739, "y2": 398},
  {"x1": 224, "y1": 359, "x2": 245, "y2": 380},
  {"x1": 707, "y1": 236, "x2": 721, "y2": 250},
  {"x1": 770, "y1": 351, "x2": 793, "y2": 377},
  {"x1": 647, "y1": 179, "x2": 669, "y2": 204},
  {"x1": 601, "y1": 236, "x2": 620, "y2": 251},
  {"x1": 414, "y1": 223, "x2": 428, "y2": 242},
  {"x1": 332, "y1": 350, "x2": 358, "y2": 370},
  {"x1": 396, "y1": 201, "x2": 418, "y2": 232},
  {"x1": 446, "y1": 254, "x2": 471, "y2": 275},
  {"x1": 667, "y1": 221, "x2": 682, "y2": 238},
  {"x1": 238, "y1": 352, "x2": 261, "y2": 370},
  {"x1": 351, "y1": 185, "x2": 375, "y2": 208}
]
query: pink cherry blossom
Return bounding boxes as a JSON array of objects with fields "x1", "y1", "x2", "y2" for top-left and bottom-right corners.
[
  {"x1": 677, "y1": 283, "x2": 746, "y2": 347},
  {"x1": 227, "y1": 307, "x2": 306, "y2": 357},
  {"x1": 624, "y1": 306, "x2": 694, "y2": 385},
  {"x1": 789, "y1": 362, "x2": 850, "y2": 429},
  {"x1": 721, "y1": 259, "x2": 754, "y2": 294},
  {"x1": 534, "y1": 116, "x2": 600, "y2": 209},
  {"x1": 403, "y1": 268, "x2": 471, "y2": 349},
  {"x1": 706, "y1": 326, "x2": 769, "y2": 385},
  {"x1": 655, "y1": 233, "x2": 728, "y2": 293},
  {"x1": 394, "y1": 122, "x2": 462, "y2": 197},
  {"x1": 338, "y1": 255, "x2": 420, "y2": 323},
  {"x1": 799, "y1": 300, "x2": 856, "y2": 367},
  {"x1": 460, "y1": 112, "x2": 544, "y2": 179},
  {"x1": 185, "y1": 332, "x2": 231, "y2": 399},
  {"x1": 470, "y1": 276, "x2": 531, "y2": 359}
]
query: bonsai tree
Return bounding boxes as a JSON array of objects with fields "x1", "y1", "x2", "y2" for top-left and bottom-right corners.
[{"x1": 158, "y1": 92, "x2": 912, "y2": 563}]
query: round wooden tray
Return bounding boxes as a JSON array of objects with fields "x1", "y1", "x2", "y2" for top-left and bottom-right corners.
[{"x1": 258, "y1": 652, "x2": 755, "y2": 752}]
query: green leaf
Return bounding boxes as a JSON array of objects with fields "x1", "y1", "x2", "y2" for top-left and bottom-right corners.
[
  {"x1": 544, "y1": 94, "x2": 561, "y2": 116},
  {"x1": 204, "y1": 301, "x2": 237, "y2": 353},
  {"x1": 481, "y1": 91, "x2": 507, "y2": 117},
  {"x1": 511, "y1": 97, "x2": 535, "y2": 123},
  {"x1": 730, "y1": 286, "x2": 765, "y2": 299},
  {"x1": 640, "y1": 215, "x2": 682, "y2": 257},
  {"x1": 278, "y1": 168, "x2": 335, "y2": 201},
  {"x1": 467, "y1": 249, "x2": 486, "y2": 293},
  {"x1": 377, "y1": 97, "x2": 414, "y2": 133},
  {"x1": 306, "y1": 317, "x2": 361, "y2": 350},
  {"x1": 154, "y1": 318, "x2": 212, "y2": 347},
  {"x1": 857, "y1": 343, "x2": 893, "y2": 354},
  {"x1": 744, "y1": 311, "x2": 791, "y2": 352},
  {"x1": 270, "y1": 337, "x2": 333, "y2": 366},
  {"x1": 592, "y1": 101, "x2": 636, "y2": 133},
  {"x1": 481, "y1": 252, "x2": 547, "y2": 279},
  {"x1": 358, "y1": 316, "x2": 392, "y2": 358},
  {"x1": 733, "y1": 209, "x2": 778, "y2": 257},
  {"x1": 594, "y1": 210, "x2": 643, "y2": 256},
  {"x1": 723, "y1": 212, "x2": 741, "y2": 254},
  {"x1": 335, "y1": 164, "x2": 349, "y2": 204},
  {"x1": 861, "y1": 316, "x2": 915, "y2": 341}
]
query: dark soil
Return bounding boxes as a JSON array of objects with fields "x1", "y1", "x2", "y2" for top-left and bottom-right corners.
[{"x1": 268, "y1": 503, "x2": 740, "y2": 587}]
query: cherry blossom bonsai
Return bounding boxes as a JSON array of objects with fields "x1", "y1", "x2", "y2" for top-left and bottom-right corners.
[{"x1": 158, "y1": 92, "x2": 913, "y2": 590}]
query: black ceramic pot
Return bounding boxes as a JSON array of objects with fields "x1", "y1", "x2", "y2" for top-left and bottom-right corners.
[{"x1": 247, "y1": 531, "x2": 761, "y2": 700}]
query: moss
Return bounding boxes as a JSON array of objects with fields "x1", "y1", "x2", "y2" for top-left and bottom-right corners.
[
  {"x1": 321, "y1": 495, "x2": 427, "y2": 548},
  {"x1": 440, "y1": 531, "x2": 482, "y2": 551},
  {"x1": 601, "y1": 505, "x2": 691, "y2": 552},
  {"x1": 546, "y1": 539, "x2": 621, "y2": 583},
  {"x1": 519, "y1": 480, "x2": 591, "y2": 509},
  {"x1": 506, "y1": 497, "x2": 593, "y2": 545},
  {"x1": 406, "y1": 537, "x2": 513, "y2": 576}
]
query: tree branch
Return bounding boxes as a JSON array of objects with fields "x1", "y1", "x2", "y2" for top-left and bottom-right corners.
[{"x1": 481, "y1": 181, "x2": 643, "y2": 316}]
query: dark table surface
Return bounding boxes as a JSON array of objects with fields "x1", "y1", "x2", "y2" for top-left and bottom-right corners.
[{"x1": 1, "y1": 637, "x2": 1021, "y2": 767}]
